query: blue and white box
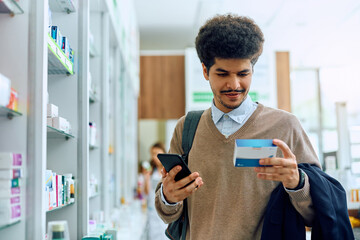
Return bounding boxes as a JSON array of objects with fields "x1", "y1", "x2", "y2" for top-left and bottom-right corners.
[{"x1": 233, "y1": 139, "x2": 277, "y2": 167}]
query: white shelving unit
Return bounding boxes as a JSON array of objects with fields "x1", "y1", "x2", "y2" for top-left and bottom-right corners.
[
  {"x1": 0, "y1": 1, "x2": 27, "y2": 239},
  {"x1": 0, "y1": 0, "x2": 140, "y2": 239}
]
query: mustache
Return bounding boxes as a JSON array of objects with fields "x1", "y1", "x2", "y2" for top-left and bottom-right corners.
[{"x1": 220, "y1": 89, "x2": 246, "y2": 94}]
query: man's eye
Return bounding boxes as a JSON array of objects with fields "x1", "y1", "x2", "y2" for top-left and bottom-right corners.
[
  {"x1": 217, "y1": 73, "x2": 227, "y2": 76},
  {"x1": 238, "y1": 73, "x2": 248, "y2": 77}
]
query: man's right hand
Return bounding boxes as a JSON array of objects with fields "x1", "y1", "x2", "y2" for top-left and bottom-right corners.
[{"x1": 161, "y1": 166, "x2": 204, "y2": 203}]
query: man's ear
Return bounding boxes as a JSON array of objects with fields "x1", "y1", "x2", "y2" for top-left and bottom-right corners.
[{"x1": 202, "y1": 63, "x2": 209, "y2": 80}]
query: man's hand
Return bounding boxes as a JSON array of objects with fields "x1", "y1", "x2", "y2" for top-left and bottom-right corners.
[
  {"x1": 254, "y1": 139, "x2": 299, "y2": 189},
  {"x1": 161, "y1": 166, "x2": 204, "y2": 203}
]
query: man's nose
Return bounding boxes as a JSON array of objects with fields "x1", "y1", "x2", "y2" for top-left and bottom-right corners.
[{"x1": 226, "y1": 75, "x2": 241, "y2": 90}]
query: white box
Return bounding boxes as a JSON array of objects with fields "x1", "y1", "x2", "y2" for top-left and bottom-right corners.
[
  {"x1": 47, "y1": 104, "x2": 58, "y2": 118},
  {"x1": 0, "y1": 179, "x2": 21, "y2": 190},
  {"x1": 0, "y1": 73, "x2": 11, "y2": 107},
  {"x1": 0, "y1": 204, "x2": 21, "y2": 225},
  {"x1": 0, "y1": 196, "x2": 21, "y2": 207},
  {"x1": 46, "y1": 117, "x2": 53, "y2": 127},
  {"x1": 0, "y1": 187, "x2": 21, "y2": 198},
  {"x1": 233, "y1": 139, "x2": 278, "y2": 167},
  {"x1": 0, "y1": 169, "x2": 22, "y2": 179},
  {"x1": 0, "y1": 153, "x2": 22, "y2": 169},
  {"x1": 52, "y1": 117, "x2": 67, "y2": 132}
]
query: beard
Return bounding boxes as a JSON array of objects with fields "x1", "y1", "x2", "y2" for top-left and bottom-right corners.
[{"x1": 212, "y1": 89, "x2": 248, "y2": 111}]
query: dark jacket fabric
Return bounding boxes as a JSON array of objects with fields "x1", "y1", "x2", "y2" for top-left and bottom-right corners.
[{"x1": 261, "y1": 163, "x2": 354, "y2": 240}]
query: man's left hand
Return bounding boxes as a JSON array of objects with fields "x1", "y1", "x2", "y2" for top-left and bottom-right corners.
[{"x1": 254, "y1": 139, "x2": 299, "y2": 189}]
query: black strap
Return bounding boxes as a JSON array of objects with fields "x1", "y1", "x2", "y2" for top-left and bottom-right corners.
[
  {"x1": 181, "y1": 110, "x2": 204, "y2": 164},
  {"x1": 179, "y1": 110, "x2": 203, "y2": 240}
]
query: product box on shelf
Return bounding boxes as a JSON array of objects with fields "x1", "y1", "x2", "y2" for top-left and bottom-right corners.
[
  {"x1": 0, "y1": 186, "x2": 20, "y2": 197},
  {"x1": 0, "y1": 196, "x2": 21, "y2": 207},
  {"x1": 51, "y1": 26, "x2": 63, "y2": 47},
  {"x1": 47, "y1": 117, "x2": 53, "y2": 127},
  {"x1": 69, "y1": 48, "x2": 74, "y2": 63},
  {"x1": 0, "y1": 73, "x2": 11, "y2": 107},
  {"x1": 0, "y1": 153, "x2": 22, "y2": 169},
  {"x1": 52, "y1": 117, "x2": 69, "y2": 133},
  {"x1": 0, "y1": 204, "x2": 21, "y2": 226},
  {"x1": 6, "y1": 88, "x2": 18, "y2": 111},
  {"x1": 0, "y1": 169, "x2": 22, "y2": 179},
  {"x1": 56, "y1": 174, "x2": 63, "y2": 207},
  {"x1": 0, "y1": 178, "x2": 21, "y2": 189},
  {"x1": 47, "y1": 103, "x2": 59, "y2": 118},
  {"x1": 62, "y1": 37, "x2": 70, "y2": 57}
]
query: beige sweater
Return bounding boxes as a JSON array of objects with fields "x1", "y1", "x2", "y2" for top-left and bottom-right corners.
[{"x1": 155, "y1": 104, "x2": 321, "y2": 239}]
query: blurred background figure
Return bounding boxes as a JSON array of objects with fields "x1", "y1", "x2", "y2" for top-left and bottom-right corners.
[{"x1": 142, "y1": 142, "x2": 168, "y2": 240}]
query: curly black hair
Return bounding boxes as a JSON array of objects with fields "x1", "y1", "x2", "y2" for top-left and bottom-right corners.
[{"x1": 195, "y1": 14, "x2": 264, "y2": 71}]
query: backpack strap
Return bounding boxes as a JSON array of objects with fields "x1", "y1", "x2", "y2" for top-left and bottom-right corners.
[{"x1": 181, "y1": 110, "x2": 204, "y2": 164}]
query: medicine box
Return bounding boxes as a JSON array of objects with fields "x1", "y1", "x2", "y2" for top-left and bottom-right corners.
[
  {"x1": 0, "y1": 187, "x2": 21, "y2": 198},
  {"x1": 0, "y1": 204, "x2": 21, "y2": 225},
  {"x1": 0, "y1": 153, "x2": 22, "y2": 169},
  {"x1": 0, "y1": 73, "x2": 11, "y2": 107},
  {"x1": 52, "y1": 117, "x2": 68, "y2": 132},
  {"x1": 47, "y1": 104, "x2": 59, "y2": 118},
  {"x1": 0, "y1": 178, "x2": 21, "y2": 190},
  {"x1": 233, "y1": 139, "x2": 277, "y2": 167},
  {"x1": 0, "y1": 169, "x2": 22, "y2": 179}
]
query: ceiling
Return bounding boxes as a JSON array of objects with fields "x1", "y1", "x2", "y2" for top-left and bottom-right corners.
[{"x1": 134, "y1": 0, "x2": 360, "y2": 67}]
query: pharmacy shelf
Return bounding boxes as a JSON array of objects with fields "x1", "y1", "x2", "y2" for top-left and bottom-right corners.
[
  {"x1": 46, "y1": 202, "x2": 75, "y2": 213},
  {"x1": 47, "y1": 125, "x2": 75, "y2": 140},
  {"x1": 49, "y1": 0, "x2": 76, "y2": 14},
  {"x1": 0, "y1": 106, "x2": 22, "y2": 119},
  {"x1": 47, "y1": 34, "x2": 74, "y2": 75},
  {"x1": 0, "y1": 0, "x2": 24, "y2": 15},
  {"x1": 0, "y1": 219, "x2": 21, "y2": 231}
]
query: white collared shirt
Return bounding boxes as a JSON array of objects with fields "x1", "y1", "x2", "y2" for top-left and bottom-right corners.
[{"x1": 211, "y1": 96, "x2": 258, "y2": 137}]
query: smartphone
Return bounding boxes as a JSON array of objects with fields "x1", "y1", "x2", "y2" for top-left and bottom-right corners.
[{"x1": 157, "y1": 153, "x2": 192, "y2": 182}]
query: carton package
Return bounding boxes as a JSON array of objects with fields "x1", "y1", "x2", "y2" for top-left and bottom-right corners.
[
  {"x1": 0, "y1": 169, "x2": 22, "y2": 179},
  {"x1": 233, "y1": 139, "x2": 278, "y2": 167},
  {"x1": 0, "y1": 187, "x2": 21, "y2": 198},
  {"x1": 47, "y1": 117, "x2": 53, "y2": 127},
  {"x1": 0, "y1": 179, "x2": 21, "y2": 190},
  {"x1": 6, "y1": 88, "x2": 18, "y2": 111},
  {"x1": 52, "y1": 117, "x2": 68, "y2": 132},
  {"x1": 0, "y1": 73, "x2": 11, "y2": 107},
  {"x1": 47, "y1": 104, "x2": 59, "y2": 118},
  {"x1": 0, "y1": 204, "x2": 21, "y2": 225},
  {"x1": 0, "y1": 153, "x2": 22, "y2": 169},
  {"x1": 0, "y1": 196, "x2": 21, "y2": 207}
]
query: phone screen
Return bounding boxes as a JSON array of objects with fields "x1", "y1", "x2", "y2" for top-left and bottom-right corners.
[{"x1": 157, "y1": 153, "x2": 192, "y2": 181}]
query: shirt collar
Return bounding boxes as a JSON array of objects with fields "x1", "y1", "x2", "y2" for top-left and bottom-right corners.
[{"x1": 211, "y1": 96, "x2": 254, "y2": 124}]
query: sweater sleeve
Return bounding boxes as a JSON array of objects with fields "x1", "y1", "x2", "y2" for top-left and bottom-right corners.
[
  {"x1": 154, "y1": 116, "x2": 186, "y2": 223},
  {"x1": 286, "y1": 115, "x2": 321, "y2": 226},
  {"x1": 286, "y1": 173, "x2": 315, "y2": 226}
]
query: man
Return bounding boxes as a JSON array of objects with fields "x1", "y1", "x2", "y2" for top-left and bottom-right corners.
[{"x1": 155, "y1": 14, "x2": 353, "y2": 239}]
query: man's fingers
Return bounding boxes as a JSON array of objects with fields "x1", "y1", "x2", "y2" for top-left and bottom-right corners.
[
  {"x1": 167, "y1": 165, "x2": 183, "y2": 180},
  {"x1": 175, "y1": 172, "x2": 200, "y2": 189},
  {"x1": 182, "y1": 177, "x2": 204, "y2": 195},
  {"x1": 259, "y1": 157, "x2": 297, "y2": 168},
  {"x1": 255, "y1": 165, "x2": 297, "y2": 175},
  {"x1": 273, "y1": 139, "x2": 295, "y2": 160}
]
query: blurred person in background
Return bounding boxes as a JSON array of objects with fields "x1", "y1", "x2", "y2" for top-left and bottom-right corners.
[{"x1": 142, "y1": 142, "x2": 168, "y2": 240}]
